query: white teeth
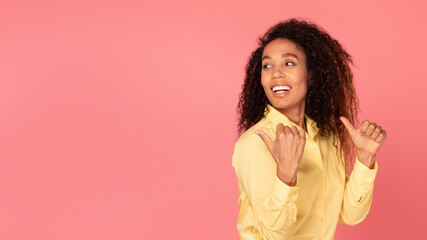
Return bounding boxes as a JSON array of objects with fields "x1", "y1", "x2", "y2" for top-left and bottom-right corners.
[{"x1": 272, "y1": 85, "x2": 291, "y2": 92}]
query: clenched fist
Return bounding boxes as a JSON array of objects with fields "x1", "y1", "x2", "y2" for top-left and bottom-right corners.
[{"x1": 255, "y1": 124, "x2": 306, "y2": 187}]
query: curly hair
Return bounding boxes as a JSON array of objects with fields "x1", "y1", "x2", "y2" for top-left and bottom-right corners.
[{"x1": 237, "y1": 18, "x2": 360, "y2": 168}]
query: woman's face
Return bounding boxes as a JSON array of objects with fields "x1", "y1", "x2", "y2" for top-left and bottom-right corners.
[{"x1": 261, "y1": 38, "x2": 309, "y2": 115}]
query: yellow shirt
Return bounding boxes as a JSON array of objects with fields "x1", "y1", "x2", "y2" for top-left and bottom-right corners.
[{"x1": 232, "y1": 104, "x2": 378, "y2": 240}]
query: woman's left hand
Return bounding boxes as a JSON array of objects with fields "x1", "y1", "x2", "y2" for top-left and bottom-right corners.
[{"x1": 340, "y1": 116, "x2": 387, "y2": 169}]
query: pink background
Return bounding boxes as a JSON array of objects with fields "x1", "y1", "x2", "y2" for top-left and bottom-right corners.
[{"x1": 0, "y1": 0, "x2": 425, "y2": 239}]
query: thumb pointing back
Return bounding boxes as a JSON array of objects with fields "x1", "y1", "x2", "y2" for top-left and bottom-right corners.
[
  {"x1": 340, "y1": 116, "x2": 357, "y2": 136},
  {"x1": 254, "y1": 130, "x2": 274, "y2": 152}
]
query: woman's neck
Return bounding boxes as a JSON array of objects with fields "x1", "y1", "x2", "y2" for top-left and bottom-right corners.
[{"x1": 277, "y1": 104, "x2": 307, "y2": 131}]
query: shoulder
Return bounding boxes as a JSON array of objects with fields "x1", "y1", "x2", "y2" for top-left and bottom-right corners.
[
  {"x1": 236, "y1": 117, "x2": 276, "y2": 148},
  {"x1": 232, "y1": 117, "x2": 276, "y2": 165}
]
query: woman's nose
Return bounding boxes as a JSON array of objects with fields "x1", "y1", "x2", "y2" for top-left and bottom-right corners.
[{"x1": 273, "y1": 67, "x2": 284, "y2": 79}]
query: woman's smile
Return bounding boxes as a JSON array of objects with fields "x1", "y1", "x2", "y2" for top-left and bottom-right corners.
[{"x1": 271, "y1": 84, "x2": 292, "y2": 97}]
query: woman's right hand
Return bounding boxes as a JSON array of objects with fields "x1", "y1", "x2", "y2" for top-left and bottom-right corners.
[{"x1": 254, "y1": 124, "x2": 306, "y2": 187}]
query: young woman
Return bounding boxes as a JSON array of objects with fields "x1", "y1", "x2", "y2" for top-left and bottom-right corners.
[{"x1": 232, "y1": 18, "x2": 387, "y2": 239}]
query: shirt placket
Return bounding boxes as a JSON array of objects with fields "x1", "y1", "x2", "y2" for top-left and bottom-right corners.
[{"x1": 313, "y1": 138, "x2": 327, "y2": 239}]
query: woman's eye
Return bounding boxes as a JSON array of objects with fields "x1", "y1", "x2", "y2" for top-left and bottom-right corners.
[
  {"x1": 285, "y1": 61, "x2": 295, "y2": 66},
  {"x1": 262, "y1": 64, "x2": 271, "y2": 70}
]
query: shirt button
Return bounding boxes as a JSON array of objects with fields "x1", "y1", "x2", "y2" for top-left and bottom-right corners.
[
  {"x1": 321, "y1": 218, "x2": 324, "y2": 223},
  {"x1": 293, "y1": 192, "x2": 297, "y2": 195},
  {"x1": 320, "y1": 170, "x2": 323, "y2": 175},
  {"x1": 320, "y1": 195, "x2": 324, "y2": 200}
]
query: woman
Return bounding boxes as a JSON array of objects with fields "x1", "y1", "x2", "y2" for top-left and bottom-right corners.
[{"x1": 232, "y1": 18, "x2": 386, "y2": 239}]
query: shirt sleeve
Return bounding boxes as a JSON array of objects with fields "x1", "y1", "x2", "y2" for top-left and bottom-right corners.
[
  {"x1": 339, "y1": 157, "x2": 378, "y2": 225},
  {"x1": 232, "y1": 134, "x2": 299, "y2": 239}
]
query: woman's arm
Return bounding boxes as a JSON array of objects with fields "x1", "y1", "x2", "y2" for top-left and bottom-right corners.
[
  {"x1": 232, "y1": 134, "x2": 299, "y2": 239},
  {"x1": 338, "y1": 117, "x2": 386, "y2": 225},
  {"x1": 339, "y1": 157, "x2": 378, "y2": 225}
]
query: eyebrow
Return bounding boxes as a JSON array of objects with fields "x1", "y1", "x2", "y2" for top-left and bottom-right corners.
[{"x1": 262, "y1": 53, "x2": 299, "y2": 61}]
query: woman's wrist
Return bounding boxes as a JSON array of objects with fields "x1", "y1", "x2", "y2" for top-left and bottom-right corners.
[
  {"x1": 276, "y1": 169, "x2": 297, "y2": 187},
  {"x1": 357, "y1": 150, "x2": 376, "y2": 169}
]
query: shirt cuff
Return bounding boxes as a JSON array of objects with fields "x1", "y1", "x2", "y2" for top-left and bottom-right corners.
[
  {"x1": 272, "y1": 175, "x2": 299, "y2": 203},
  {"x1": 353, "y1": 157, "x2": 379, "y2": 185}
]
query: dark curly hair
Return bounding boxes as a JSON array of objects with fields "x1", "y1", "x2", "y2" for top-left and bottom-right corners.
[{"x1": 237, "y1": 18, "x2": 360, "y2": 168}]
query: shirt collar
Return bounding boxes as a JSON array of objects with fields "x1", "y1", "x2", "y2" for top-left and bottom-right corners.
[{"x1": 265, "y1": 104, "x2": 319, "y2": 140}]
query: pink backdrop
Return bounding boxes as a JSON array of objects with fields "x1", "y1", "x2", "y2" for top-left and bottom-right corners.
[{"x1": 0, "y1": 0, "x2": 426, "y2": 239}]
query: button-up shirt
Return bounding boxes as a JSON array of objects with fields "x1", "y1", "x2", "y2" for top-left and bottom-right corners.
[{"x1": 232, "y1": 104, "x2": 378, "y2": 239}]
